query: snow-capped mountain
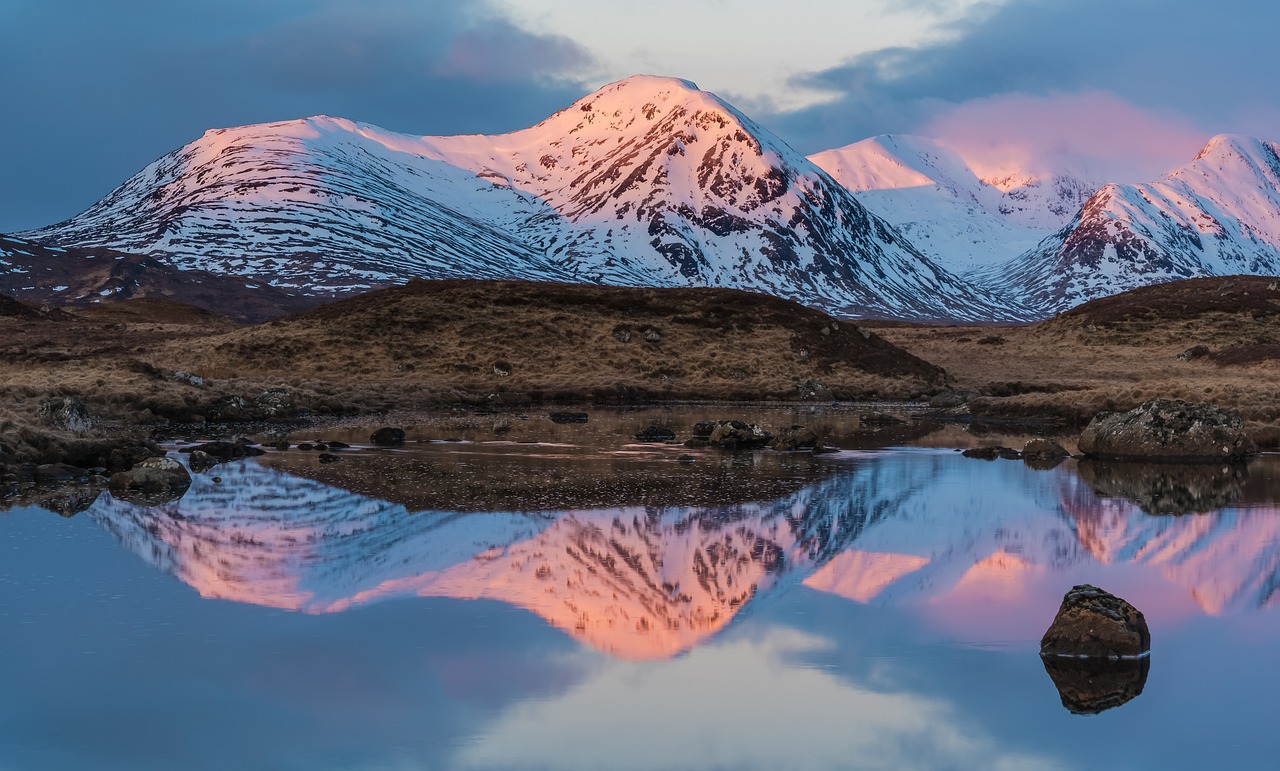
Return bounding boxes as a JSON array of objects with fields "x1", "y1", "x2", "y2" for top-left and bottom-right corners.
[
  {"x1": 19, "y1": 76, "x2": 1030, "y2": 322},
  {"x1": 810, "y1": 135, "x2": 1098, "y2": 274},
  {"x1": 982, "y1": 135, "x2": 1280, "y2": 315}
]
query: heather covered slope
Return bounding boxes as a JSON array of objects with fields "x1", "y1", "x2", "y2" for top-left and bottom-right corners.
[
  {"x1": 874, "y1": 276, "x2": 1280, "y2": 438},
  {"x1": 157, "y1": 279, "x2": 949, "y2": 403}
]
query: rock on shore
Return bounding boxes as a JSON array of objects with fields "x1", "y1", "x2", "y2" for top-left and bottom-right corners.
[{"x1": 1078, "y1": 399, "x2": 1256, "y2": 460}]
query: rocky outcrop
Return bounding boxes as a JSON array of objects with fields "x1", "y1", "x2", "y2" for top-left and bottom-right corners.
[
  {"x1": 1078, "y1": 399, "x2": 1256, "y2": 460},
  {"x1": 108, "y1": 456, "x2": 192, "y2": 505},
  {"x1": 1041, "y1": 584, "x2": 1150, "y2": 659}
]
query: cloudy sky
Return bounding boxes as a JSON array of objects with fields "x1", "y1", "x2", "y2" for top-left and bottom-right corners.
[{"x1": 1, "y1": 0, "x2": 1277, "y2": 231}]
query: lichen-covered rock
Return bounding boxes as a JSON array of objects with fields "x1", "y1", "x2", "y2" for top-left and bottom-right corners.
[
  {"x1": 705, "y1": 420, "x2": 773, "y2": 449},
  {"x1": 187, "y1": 450, "x2": 218, "y2": 473},
  {"x1": 254, "y1": 387, "x2": 297, "y2": 418},
  {"x1": 1040, "y1": 584, "x2": 1150, "y2": 659},
  {"x1": 36, "y1": 396, "x2": 98, "y2": 433},
  {"x1": 108, "y1": 456, "x2": 192, "y2": 506},
  {"x1": 1078, "y1": 399, "x2": 1255, "y2": 460}
]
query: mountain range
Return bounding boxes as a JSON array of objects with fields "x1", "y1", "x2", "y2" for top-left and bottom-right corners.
[{"x1": 9, "y1": 75, "x2": 1280, "y2": 322}]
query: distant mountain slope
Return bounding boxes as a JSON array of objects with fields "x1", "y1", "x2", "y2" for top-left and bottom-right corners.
[
  {"x1": 0, "y1": 234, "x2": 315, "y2": 323},
  {"x1": 810, "y1": 135, "x2": 1098, "y2": 274},
  {"x1": 20, "y1": 76, "x2": 1031, "y2": 322},
  {"x1": 983, "y1": 135, "x2": 1280, "y2": 315}
]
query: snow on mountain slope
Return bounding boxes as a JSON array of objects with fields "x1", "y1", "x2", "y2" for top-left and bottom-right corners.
[
  {"x1": 21, "y1": 76, "x2": 1031, "y2": 322},
  {"x1": 810, "y1": 135, "x2": 1098, "y2": 273},
  {"x1": 21, "y1": 117, "x2": 583, "y2": 294},
  {"x1": 984, "y1": 135, "x2": 1280, "y2": 315}
]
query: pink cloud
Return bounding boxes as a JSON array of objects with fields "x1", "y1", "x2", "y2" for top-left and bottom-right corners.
[{"x1": 921, "y1": 91, "x2": 1208, "y2": 183}]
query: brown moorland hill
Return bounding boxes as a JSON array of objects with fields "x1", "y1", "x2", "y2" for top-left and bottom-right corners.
[
  {"x1": 875, "y1": 275, "x2": 1280, "y2": 441},
  {"x1": 158, "y1": 279, "x2": 949, "y2": 406},
  {"x1": 0, "y1": 234, "x2": 322, "y2": 323},
  {"x1": 68, "y1": 297, "x2": 238, "y2": 328}
]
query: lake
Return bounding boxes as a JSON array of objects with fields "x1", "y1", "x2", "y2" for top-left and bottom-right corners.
[{"x1": 3, "y1": 407, "x2": 1278, "y2": 770}]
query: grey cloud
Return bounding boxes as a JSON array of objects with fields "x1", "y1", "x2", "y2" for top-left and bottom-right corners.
[
  {"x1": 0, "y1": 0, "x2": 594, "y2": 231},
  {"x1": 763, "y1": 0, "x2": 1280, "y2": 154}
]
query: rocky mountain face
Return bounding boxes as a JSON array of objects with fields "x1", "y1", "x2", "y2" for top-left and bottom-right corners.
[
  {"x1": 810, "y1": 134, "x2": 1098, "y2": 274},
  {"x1": 18, "y1": 76, "x2": 1029, "y2": 323},
  {"x1": 980, "y1": 135, "x2": 1280, "y2": 315}
]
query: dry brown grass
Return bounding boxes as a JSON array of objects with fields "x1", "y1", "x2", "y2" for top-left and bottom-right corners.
[
  {"x1": 152, "y1": 279, "x2": 948, "y2": 408},
  {"x1": 877, "y1": 277, "x2": 1280, "y2": 443}
]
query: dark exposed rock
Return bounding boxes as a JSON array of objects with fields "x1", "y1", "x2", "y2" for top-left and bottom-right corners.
[
  {"x1": 36, "y1": 396, "x2": 98, "y2": 433},
  {"x1": 1041, "y1": 584, "x2": 1150, "y2": 659},
  {"x1": 794, "y1": 379, "x2": 833, "y2": 401},
  {"x1": 690, "y1": 421, "x2": 719, "y2": 440},
  {"x1": 1041, "y1": 655, "x2": 1149, "y2": 715},
  {"x1": 549, "y1": 412, "x2": 589, "y2": 424},
  {"x1": 187, "y1": 450, "x2": 218, "y2": 473},
  {"x1": 208, "y1": 394, "x2": 250, "y2": 422},
  {"x1": 1078, "y1": 399, "x2": 1256, "y2": 460},
  {"x1": 325, "y1": 440, "x2": 351, "y2": 449},
  {"x1": 770, "y1": 425, "x2": 819, "y2": 451},
  {"x1": 1077, "y1": 459, "x2": 1247, "y2": 515},
  {"x1": 676, "y1": 454, "x2": 697, "y2": 464},
  {"x1": 1176, "y1": 345, "x2": 1211, "y2": 361},
  {"x1": 297, "y1": 443, "x2": 315, "y2": 451},
  {"x1": 370, "y1": 427, "x2": 406, "y2": 445},
  {"x1": 634, "y1": 425, "x2": 677, "y2": 442},
  {"x1": 108, "y1": 456, "x2": 192, "y2": 506},
  {"x1": 318, "y1": 453, "x2": 341, "y2": 463}
]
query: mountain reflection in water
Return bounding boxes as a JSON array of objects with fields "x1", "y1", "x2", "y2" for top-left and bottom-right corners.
[{"x1": 86, "y1": 450, "x2": 1280, "y2": 659}]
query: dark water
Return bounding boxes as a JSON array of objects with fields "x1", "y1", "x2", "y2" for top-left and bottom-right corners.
[{"x1": 3, "y1": 411, "x2": 1280, "y2": 770}]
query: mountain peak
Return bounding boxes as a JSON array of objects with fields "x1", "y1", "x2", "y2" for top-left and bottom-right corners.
[{"x1": 1191, "y1": 134, "x2": 1276, "y2": 164}]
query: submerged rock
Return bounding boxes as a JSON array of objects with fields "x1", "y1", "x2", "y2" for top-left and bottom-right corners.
[
  {"x1": 108, "y1": 456, "x2": 192, "y2": 506},
  {"x1": 1041, "y1": 655, "x2": 1150, "y2": 715},
  {"x1": 370, "y1": 427, "x2": 406, "y2": 445},
  {"x1": 1078, "y1": 399, "x2": 1256, "y2": 460},
  {"x1": 634, "y1": 425, "x2": 677, "y2": 442},
  {"x1": 1041, "y1": 584, "x2": 1150, "y2": 659}
]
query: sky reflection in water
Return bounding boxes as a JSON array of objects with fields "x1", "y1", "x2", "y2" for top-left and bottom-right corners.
[{"x1": 3, "y1": 445, "x2": 1280, "y2": 770}]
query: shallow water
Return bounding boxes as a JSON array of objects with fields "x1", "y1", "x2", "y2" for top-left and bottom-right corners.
[{"x1": 4, "y1": 410, "x2": 1280, "y2": 770}]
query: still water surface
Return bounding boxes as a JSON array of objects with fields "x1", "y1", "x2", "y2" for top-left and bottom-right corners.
[{"x1": 3, "y1": 409, "x2": 1279, "y2": 770}]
